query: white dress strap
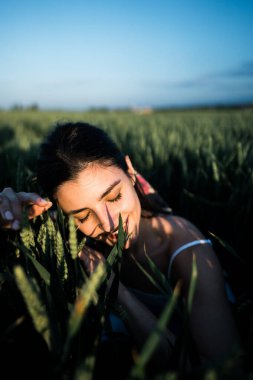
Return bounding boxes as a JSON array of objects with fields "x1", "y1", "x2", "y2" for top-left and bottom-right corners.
[{"x1": 168, "y1": 239, "x2": 212, "y2": 278}]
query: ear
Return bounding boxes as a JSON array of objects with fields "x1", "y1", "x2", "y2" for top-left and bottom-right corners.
[{"x1": 125, "y1": 155, "x2": 136, "y2": 185}]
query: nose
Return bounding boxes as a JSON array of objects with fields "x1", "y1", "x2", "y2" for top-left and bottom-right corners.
[{"x1": 96, "y1": 204, "x2": 117, "y2": 233}]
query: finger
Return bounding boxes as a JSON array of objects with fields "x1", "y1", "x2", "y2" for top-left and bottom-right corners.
[
  {"x1": 17, "y1": 192, "x2": 52, "y2": 207},
  {"x1": 17, "y1": 192, "x2": 52, "y2": 220},
  {"x1": 27, "y1": 203, "x2": 53, "y2": 219},
  {"x1": 0, "y1": 194, "x2": 13, "y2": 220},
  {"x1": 0, "y1": 194, "x2": 14, "y2": 228},
  {"x1": 1, "y1": 188, "x2": 22, "y2": 227},
  {"x1": 0, "y1": 189, "x2": 52, "y2": 230}
]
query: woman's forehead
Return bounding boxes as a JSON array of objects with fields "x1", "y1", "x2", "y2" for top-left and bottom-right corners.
[
  {"x1": 56, "y1": 164, "x2": 125, "y2": 207},
  {"x1": 76, "y1": 164, "x2": 124, "y2": 185}
]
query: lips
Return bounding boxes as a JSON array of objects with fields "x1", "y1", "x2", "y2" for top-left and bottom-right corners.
[
  {"x1": 96, "y1": 218, "x2": 130, "y2": 246},
  {"x1": 107, "y1": 232, "x2": 118, "y2": 244},
  {"x1": 107, "y1": 221, "x2": 130, "y2": 244}
]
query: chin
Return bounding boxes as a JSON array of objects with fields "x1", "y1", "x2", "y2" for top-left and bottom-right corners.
[{"x1": 103, "y1": 234, "x2": 132, "y2": 249}]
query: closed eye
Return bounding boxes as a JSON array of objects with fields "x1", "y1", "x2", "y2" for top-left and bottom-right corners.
[
  {"x1": 107, "y1": 193, "x2": 122, "y2": 203},
  {"x1": 77, "y1": 193, "x2": 121, "y2": 224},
  {"x1": 79, "y1": 211, "x2": 91, "y2": 224}
]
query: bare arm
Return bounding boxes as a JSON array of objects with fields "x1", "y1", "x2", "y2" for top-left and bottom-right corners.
[
  {"x1": 116, "y1": 281, "x2": 176, "y2": 370},
  {"x1": 169, "y1": 216, "x2": 243, "y2": 366},
  {"x1": 79, "y1": 247, "x2": 175, "y2": 371}
]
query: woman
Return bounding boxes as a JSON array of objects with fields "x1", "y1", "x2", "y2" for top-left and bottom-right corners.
[{"x1": 0, "y1": 122, "x2": 243, "y2": 376}]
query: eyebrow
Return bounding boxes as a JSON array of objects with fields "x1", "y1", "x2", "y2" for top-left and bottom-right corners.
[{"x1": 67, "y1": 179, "x2": 121, "y2": 215}]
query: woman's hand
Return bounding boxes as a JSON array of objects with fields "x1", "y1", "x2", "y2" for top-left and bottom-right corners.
[{"x1": 0, "y1": 187, "x2": 53, "y2": 230}]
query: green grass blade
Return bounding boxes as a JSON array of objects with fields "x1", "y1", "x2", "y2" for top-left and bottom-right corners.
[
  {"x1": 106, "y1": 244, "x2": 118, "y2": 267},
  {"x1": 187, "y1": 253, "x2": 197, "y2": 313},
  {"x1": 143, "y1": 246, "x2": 172, "y2": 295},
  {"x1": 13, "y1": 265, "x2": 52, "y2": 350},
  {"x1": 130, "y1": 253, "x2": 169, "y2": 297},
  {"x1": 26, "y1": 251, "x2": 51, "y2": 286},
  {"x1": 10, "y1": 240, "x2": 51, "y2": 286},
  {"x1": 208, "y1": 231, "x2": 246, "y2": 264},
  {"x1": 63, "y1": 262, "x2": 106, "y2": 360}
]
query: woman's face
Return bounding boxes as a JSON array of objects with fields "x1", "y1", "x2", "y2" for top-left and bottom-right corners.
[{"x1": 56, "y1": 157, "x2": 141, "y2": 249}]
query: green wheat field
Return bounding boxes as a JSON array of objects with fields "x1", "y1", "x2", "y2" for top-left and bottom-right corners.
[{"x1": 0, "y1": 107, "x2": 252, "y2": 379}]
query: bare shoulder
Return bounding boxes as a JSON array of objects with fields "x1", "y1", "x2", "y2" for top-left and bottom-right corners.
[
  {"x1": 162, "y1": 215, "x2": 224, "y2": 288},
  {"x1": 147, "y1": 214, "x2": 224, "y2": 288},
  {"x1": 165, "y1": 214, "x2": 206, "y2": 239},
  {"x1": 150, "y1": 214, "x2": 207, "y2": 255},
  {"x1": 160, "y1": 214, "x2": 207, "y2": 251}
]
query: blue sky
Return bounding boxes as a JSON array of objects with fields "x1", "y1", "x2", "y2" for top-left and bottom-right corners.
[{"x1": 1, "y1": 0, "x2": 253, "y2": 109}]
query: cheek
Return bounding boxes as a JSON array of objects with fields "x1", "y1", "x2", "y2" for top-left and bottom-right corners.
[
  {"x1": 76, "y1": 217, "x2": 100, "y2": 237},
  {"x1": 126, "y1": 190, "x2": 141, "y2": 220}
]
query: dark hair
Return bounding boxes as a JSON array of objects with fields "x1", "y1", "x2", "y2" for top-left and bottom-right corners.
[{"x1": 37, "y1": 121, "x2": 171, "y2": 216}]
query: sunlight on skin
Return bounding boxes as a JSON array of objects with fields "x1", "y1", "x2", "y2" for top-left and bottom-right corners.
[
  {"x1": 55, "y1": 161, "x2": 141, "y2": 250},
  {"x1": 170, "y1": 217, "x2": 216, "y2": 267}
]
